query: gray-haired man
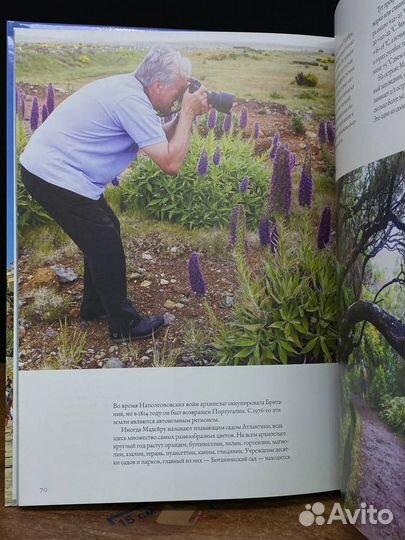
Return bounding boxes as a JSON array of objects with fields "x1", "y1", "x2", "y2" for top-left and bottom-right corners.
[{"x1": 20, "y1": 45, "x2": 208, "y2": 342}]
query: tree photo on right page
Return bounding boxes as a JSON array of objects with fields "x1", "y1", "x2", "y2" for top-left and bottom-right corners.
[{"x1": 338, "y1": 149, "x2": 405, "y2": 540}]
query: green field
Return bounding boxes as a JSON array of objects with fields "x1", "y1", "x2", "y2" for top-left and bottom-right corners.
[{"x1": 16, "y1": 44, "x2": 335, "y2": 118}]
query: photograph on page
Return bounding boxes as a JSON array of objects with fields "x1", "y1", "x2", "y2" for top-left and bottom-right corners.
[
  {"x1": 14, "y1": 25, "x2": 338, "y2": 372},
  {"x1": 338, "y1": 150, "x2": 405, "y2": 540},
  {"x1": 334, "y1": 0, "x2": 405, "y2": 537}
]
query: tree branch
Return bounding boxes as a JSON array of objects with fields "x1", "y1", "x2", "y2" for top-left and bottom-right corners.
[{"x1": 340, "y1": 300, "x2": 405, "y2": 362}]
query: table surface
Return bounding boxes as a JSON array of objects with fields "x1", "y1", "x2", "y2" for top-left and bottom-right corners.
[{"x1": 0, "y1": 366, "x2": 366, "y2": 540}]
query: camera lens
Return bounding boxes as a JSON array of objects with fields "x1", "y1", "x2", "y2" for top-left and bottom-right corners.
[{"x1": 208, "y1": 91, "x2": 235, "y2": 114}]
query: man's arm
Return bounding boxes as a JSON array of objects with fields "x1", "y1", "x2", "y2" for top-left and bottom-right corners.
[
  {"x1": 162, "y1": 114, "x2": 180, "y2": 141},
  {"x1": 143, "y1": 86, "x2": 208, "y2": 176}
]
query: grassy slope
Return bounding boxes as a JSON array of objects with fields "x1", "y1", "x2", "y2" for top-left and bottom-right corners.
[{"x1": 16, "y1": 45, "x2": 334, "y2": 118}]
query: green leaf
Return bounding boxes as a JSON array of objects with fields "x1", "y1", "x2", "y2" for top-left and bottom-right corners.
[
  {"x1": 234, "y1": 348, "x2": 255, "y2": 359},
  {"x1": 235, "y1": 338, "x2": 257, "y2": 347},
  {"x1": 301, "y1": 338, "x2": 318, "y2": 354},
  {"x1": 277, "y1": 345, "x2": 288, "y2": 365},
  {"x1": 268, "y1": 321, "x2": 285, "y2": 330},
  {"x1": 279, "y1": 340, "x2": 297, "y2": 354},
  {"x1": 239, "y1": 324, "x2": 265, "y2": 331},
  {"x1": 320, "y1": 337, "x2": 334, "y2": 362}
]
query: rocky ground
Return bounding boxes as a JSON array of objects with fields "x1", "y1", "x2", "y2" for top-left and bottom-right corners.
[
  {"x1": 17, "y1": 229, "x2": 250, "y2": 370},
  {"x1": 15, "y1": 89, "x2": 334, "y2": 371}
]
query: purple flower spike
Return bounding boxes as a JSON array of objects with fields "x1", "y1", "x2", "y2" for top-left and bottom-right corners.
[
  {"x1": 111, "y1": 177, "x2": 120, "y2": 187},
  {"x1": 270, "y1": 131, "x2": 280, "y2": 159},
  {"x1": 223, "y1": 112, "x2": 232, "y2": 133},
  {"x1": 207, "y1": 108, "x2": 217, "y2": 130},
  {"x1": 41, "y1": 103, "x2": 49, "y2": 123},
  {"x1": 258, "y1": 216, "x2": 271, "y2": 246},
  {"x1": 254, "y1": 122, "x2": 260, "y2": 139},
  {"x1": 18, "y1": 94, "x2": 26, "y2": 120},
  {"x1": 318, "y1": 120, "x2": 327, "y2": 145},
  {"x1": 299, "y1": 172, "x2": 313, "y2": 208},
  {"x1": 270, "y1": 223, "x2": 279, "y2": 253},
  {"x1": 213, "y1": 146, "x2": 222, "y2": 166},
  {"x1": 229, "y1": 206, "x2": 240, "y2": 246},
  {"x1": 46, "y1": 83, "x2": 55, "y2": 114},
  {"x1": 30, "y1": 97, "x2": 39, "y2": 131},
  {"x1": 239, "y1": 106, "x2": 248, "y2": 129},
  {"x1": 239, "y1": 176, "x2": 250, "y2": 193},
  {"x1": 197, "y1": 149, "x2": 209, "y2": 176},
  {"x1": 317, "y1": 207, "x2": 332, "y2": 249},
  {"x1": 268, "y1": 147, "x2": 292, "y2": 218},
  {"x1": 326, "y1": 121, "x2": 335, "y2": 144},
  {"x1": 188, "y1": 252, "x2": 206, "y2": 296},
  {"x1": 289, "y1": 153, "x2": 296, "y2": 169},
  {"x1": 298, "y1": 146, "x2": 313, "y2": 208}
]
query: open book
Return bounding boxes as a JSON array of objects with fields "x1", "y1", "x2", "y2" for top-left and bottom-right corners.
[{"x1": 5, "y1": 1, "x2": 405, "y2": 538}]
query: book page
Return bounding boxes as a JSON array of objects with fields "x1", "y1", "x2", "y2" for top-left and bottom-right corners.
[
  {"x1": 9, "y1": 22, "x2": 340, "y2": 506},
  {"x1": 336, "y1": 1, "x2": 405, "y2": 539},
  {"x1": 335, "y1": 0, "x2": 405, "y2": 178}
]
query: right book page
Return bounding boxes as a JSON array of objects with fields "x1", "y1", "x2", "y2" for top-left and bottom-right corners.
[{"x1": 335, "y1": 0, "x2": 405, "y2": 538}]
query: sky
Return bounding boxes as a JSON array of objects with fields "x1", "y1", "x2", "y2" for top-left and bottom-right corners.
[
  {"x1": 373, "y1": 248, "x2": 403, "y2": 280},
  {"x1": 14, "y1": 24, "x2": 335, "y2": 52}
]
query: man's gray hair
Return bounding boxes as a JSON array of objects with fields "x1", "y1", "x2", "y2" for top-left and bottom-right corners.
[{"x1": 135, "y1": 45, "x2": 192, "y2": 87}]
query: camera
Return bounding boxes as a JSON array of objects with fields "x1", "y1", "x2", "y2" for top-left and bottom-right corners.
[{"x1": 188, "y1": 78, "x2": 235, "y2": 114}]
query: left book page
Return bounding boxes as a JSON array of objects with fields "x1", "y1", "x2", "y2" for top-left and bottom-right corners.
[{"x1": 8, "y1": 22, "x2": 339, "y2": 506}]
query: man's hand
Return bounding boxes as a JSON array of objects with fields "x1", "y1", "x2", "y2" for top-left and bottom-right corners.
[
  {"x1": 143, "y1": 85, "x2": 208, "y2": 175},
  {"x1": 181, "y1": 84, "x2": 209, "y2": 118}
]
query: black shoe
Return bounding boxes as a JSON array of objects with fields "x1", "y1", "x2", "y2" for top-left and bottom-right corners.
[{"x1": 110, "y1": 315, "x2": 165, "y2": 343}]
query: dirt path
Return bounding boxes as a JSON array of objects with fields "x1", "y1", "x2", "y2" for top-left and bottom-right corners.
[{"x1": 354, "y1": 397, "x2": 405, "y2": 540}]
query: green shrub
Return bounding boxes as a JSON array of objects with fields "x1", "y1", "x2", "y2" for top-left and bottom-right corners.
[
  {"x1": 104, "y1": 183, "x2": 124, "y2": 214},
  {"x1": 16, "y1": 120, "x2": 52, "y2": 236},
  {"x1": 347, "y1": 364, "x2": 364, "y2": 394},
  {"x1": 182, "y1": 321, "x2": 216, "y2": 364},
  {"x1": 369, "y1": 365, "x2": 389, "y2": 407},
  {"x1": 214, "y1": 216, "x2": 338, "y2": 365},
  {"x1": 295, "y1": 72, "x2": 319, "y2": 87},
  {"x1": 78, "y1": 54, "x2": 90, "y2": 64},
  {"x1": 386, "y1": 355, "x2": 405, "y2": 396},
  {"x1": 297, "y1": 90, "x2": 319, "y2": 100},
  {"x1": 291, "y1": 115, "x2": 306, "y2": 134},
  {"x1": 121, "y1": 131, "x2": 269, "y2": 230},
  {"x1": 269, "y1": 91, "x2": 284, "y2": 100},
  {"x1": 381, "y1": 396, "x2": 405, "y2": 436},
  {"x1": 320, "y1": 143, "x2": 335, "y2": 182},
  {"x1": 24, "y1": 287, "x2": 69, "y2": 322},
  {"x1": 57, "y1": 318, "x2": 87, "y2": 368}
]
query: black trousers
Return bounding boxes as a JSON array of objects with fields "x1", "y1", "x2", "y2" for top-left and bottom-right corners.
[{"x1": 21, "y1": 166, "x2": 142, "y2": 336}]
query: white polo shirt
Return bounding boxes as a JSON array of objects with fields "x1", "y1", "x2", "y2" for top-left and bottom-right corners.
[{"x1": 20, "y1": 73, "x2": 166, "y2": 199}]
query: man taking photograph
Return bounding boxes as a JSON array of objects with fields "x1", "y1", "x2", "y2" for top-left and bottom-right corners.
[{"x1": 20, "y1": 45, "x2": 208, "y2": 342}]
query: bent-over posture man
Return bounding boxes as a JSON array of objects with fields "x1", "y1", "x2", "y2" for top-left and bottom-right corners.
[{"x1": 20, "y1": 45, "x2": 208, "y2": 342}]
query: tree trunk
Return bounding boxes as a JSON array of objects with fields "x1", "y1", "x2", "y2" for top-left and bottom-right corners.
[{"x1": 340, "y1": 301, "x2": 405, "y2": 362}]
